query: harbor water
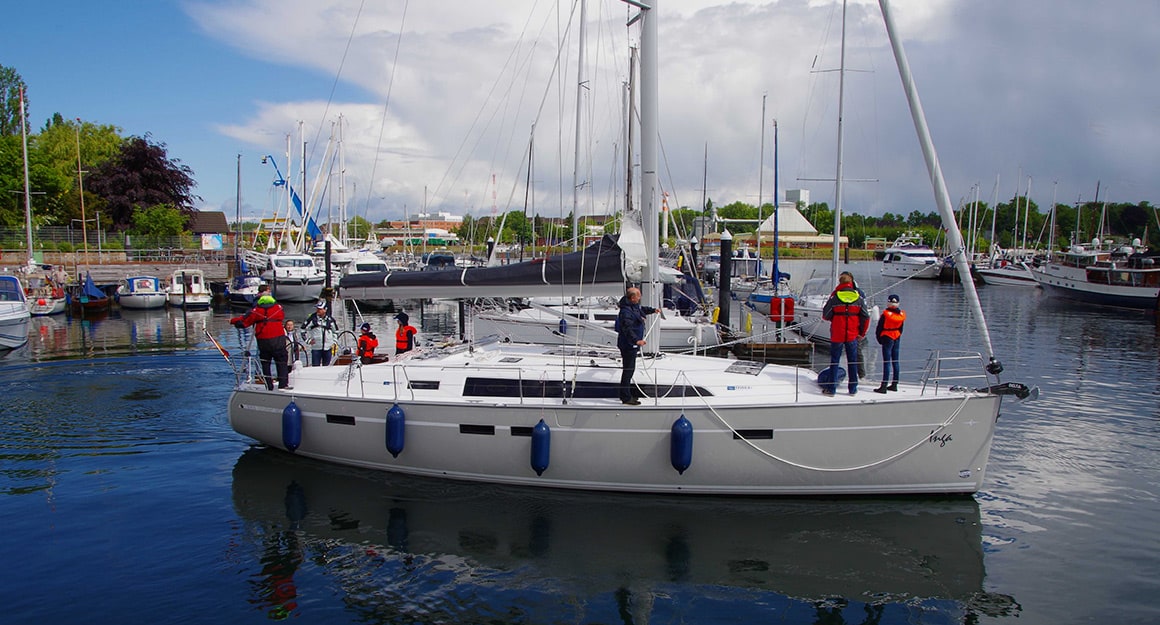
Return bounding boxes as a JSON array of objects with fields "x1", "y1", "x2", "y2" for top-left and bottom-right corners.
[{"x1": 0, "y1": 260, "x2": 1157, "y2": 624}]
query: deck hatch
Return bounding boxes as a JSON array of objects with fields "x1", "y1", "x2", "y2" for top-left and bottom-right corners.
[{"x1": 725, "y1": 361, "x2": 767, "y2": 376}]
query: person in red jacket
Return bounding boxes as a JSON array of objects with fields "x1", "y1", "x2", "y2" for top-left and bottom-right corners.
[
  {"x1": 821, "y1": 272, "x2": 870, "y2": 395},
  {"x1": 231, "y1": 293, "x2": 290, "y2": 390},
  {"x1": 357, "y1": 322, "x2": 379, "y2": 365}
]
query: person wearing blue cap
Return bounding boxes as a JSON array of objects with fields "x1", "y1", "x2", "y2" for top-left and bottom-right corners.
[
  {"x1": 874, "y1": 294, "x2": 906, "y2": 393},
  {"x1": 357, "y1": 322, "x2": 379, "y2": 364}
]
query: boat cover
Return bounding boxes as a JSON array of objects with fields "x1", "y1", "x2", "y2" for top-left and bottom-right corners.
[{"x1": 339, "y1": 235, "x2": 628, "y2": 300}]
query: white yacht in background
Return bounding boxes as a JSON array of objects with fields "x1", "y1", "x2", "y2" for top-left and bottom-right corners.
[
  {"x1": 262, "y1": 251, "x2": 326, "y2": 303},
  {"x1": 881, "y1": 233, "x2": 942, "y2": 280}
]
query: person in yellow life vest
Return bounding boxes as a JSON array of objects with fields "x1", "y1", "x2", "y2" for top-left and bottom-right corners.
[
  {"x1": 394, "y1": 312, "x2": 418, "y2": 355},
  {"x1": 874, "y1": 294, "x2": 906, "y2": 393},
  {"x1": 821, "y1": 272, "x2": 870, "y2": 395},
  {"x1": 357, "y1": 323, "x2": 379, "y2": 365}
]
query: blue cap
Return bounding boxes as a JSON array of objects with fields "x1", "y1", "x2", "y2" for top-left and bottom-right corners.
[
  {"x1": 887, "y1": 294, "x2": 900, "y2": 303},
  {"x1": 360, "y1": 322, "x2": 371, "y2": 331}
]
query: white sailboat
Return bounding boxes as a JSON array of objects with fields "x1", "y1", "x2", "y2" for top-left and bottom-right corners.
[
  {"x1": 15, "y1": 87, "x2": 66, "y2": 317},
  {"x1": 226, "y1": 0, "x2": 1031, "y2": 496}
]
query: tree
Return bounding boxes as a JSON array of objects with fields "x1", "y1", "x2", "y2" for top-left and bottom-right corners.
[
  {"x1": 85, "y1": 134, "x2": 200, "y2": 231},
  {"x1": 347, "y1": 215, "x2": 372, "y2": 240},
  {"x1": 130, "y1": 204, "x2": 187, "y2": 236},
  {"x1": 0, "y1": 65, "x2": 28, "y2": 137}
]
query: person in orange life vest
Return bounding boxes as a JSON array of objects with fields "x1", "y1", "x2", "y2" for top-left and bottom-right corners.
[
  {"x1": 394, "y1": 312, "x2": 418, "y2": 355},
  {"x1": 821, "y1": 271, "x2": 870, "y2": 395},
  {"x1": 874, "y1": 294, "x2": 906, "y2": 393},
  {"x1": 231, "y1": 293, "x2": 291, "y2": 390},
  {"x1": 357, "y1": 322, "x2": 379, "y2": 364}
]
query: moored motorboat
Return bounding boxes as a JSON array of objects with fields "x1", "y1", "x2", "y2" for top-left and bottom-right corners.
[
  {"x1": 1031, "y1": 242, "x2": 1160, "y2": 308},
  {"x1": 262, "y1": 251, "x2": 326, "y2": 303},
  {"x1": 167, "y1": 268, "x2": 213, "y2": 310},
  {"x1": 117, "y1": 275, "x2": 168, "y2": 310},
  {"x1": 881, "y1": 232, "x2": 942, "y2": 280},
  {"x1": 0, "y1": 274, "x2": 31, "y2": 350}
]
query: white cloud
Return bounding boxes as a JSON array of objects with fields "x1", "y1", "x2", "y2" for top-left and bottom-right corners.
[{"x1": 187, "y1": 0, "x2": 1160, "y2": 225}]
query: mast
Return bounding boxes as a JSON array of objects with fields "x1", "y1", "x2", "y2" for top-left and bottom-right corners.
[
  {"x1": 639, "y1": 0, "x2": 661, "y2": 333},
  {"x1": 19, "y1": 88, "x2": 33, "y2": 264},
  {"x1": 571, "y1": 0, "x2": 587, "y2": 251},
  {"x1": 1047, "y1": 181, "x2": 1058, "y2": 257},
  {"x1": 235, "y1": 153, "x2": 241, "y2": 266},
  {"x1": 75, "y1": 118, "x2": 89, "y2": 269},
  {"x1": 879, "y1": 0, "x2": 998, "y2": 368},
  {"x1": 830, "y1": 0, "x2": 849, "y2": 286},
  {"x1": 1022, "y1": 176, "x2": 1032, "y2": 253},
  {"x1": 756, "y1": 94, "x2": 765, "y2": 275},
  {"x1": 988, "y1": 173, "x2": 999, "y2": 260},
  {"x1": 772, "y1": 118, "x2": 781, "y2": 286},
  {"x1": 626, "y1": 46, "x2": 637, "y2": 214}
]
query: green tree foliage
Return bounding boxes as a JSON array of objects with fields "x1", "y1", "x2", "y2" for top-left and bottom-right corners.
[
  {"x1": 347, "y1": 215, "x2": 372, "y2": 240},
  {"x1": 130, "y1": 204, "x2": 187, "y2": 236},
  {"x1": 0, "y1": 65, "x2": 28, "y2": 137},
  {"x1": 0, "y1": 134, "x2": 70, "y2": 229},
  {"x1": 85, "y1": 134, "x2": 199, "y2": 231}
]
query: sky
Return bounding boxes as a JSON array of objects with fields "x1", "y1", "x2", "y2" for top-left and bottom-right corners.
[{"x1": 6, "y1": 0, "x2": 1159, "y2": 231}]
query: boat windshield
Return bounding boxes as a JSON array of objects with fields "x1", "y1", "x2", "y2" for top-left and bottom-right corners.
[{"x1": 274, "y1": 257, "x2": 316, "y2": 268}]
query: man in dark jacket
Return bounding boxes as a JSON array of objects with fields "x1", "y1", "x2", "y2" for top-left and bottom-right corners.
[
  {"x1": 231, "y1": 293, "x2": 290, "y2": 390},
  {"x1": 616, "y1": 286, "x2": 658, "y2": 405},
  {"x1": 821, "y1": 272, "x2": 870, "y2": 395}
]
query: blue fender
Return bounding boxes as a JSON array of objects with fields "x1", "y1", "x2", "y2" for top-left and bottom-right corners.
[
  {"x1": 670, "y1": 414, "x2": 693, "y2": 474},
  {"x1": 282, "y1": 400, "x2": 302, "y2": 452},
  {"x1": 386, "y1": 403, "x2": 405, "y2": 458},
  {"x1": 531, "y1": 419, "x2": 551, "y2": 476}
]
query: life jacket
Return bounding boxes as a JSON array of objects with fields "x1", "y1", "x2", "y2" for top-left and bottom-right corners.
[
  {"x1": 231, "y1": 302, "x2": 286, "y2": 340},
  {"x1": 823, "y1": 285, "x2": 869, "y2": 343},
  {"x1": 396, "y1": 325, "x2": 417, "y2": 352},
  {"x1": 357, "y1": 333, "x2": 378, "y2": 359},
  {"x1": 879, "y1": 308, "x2": 906, "y2": 340}
]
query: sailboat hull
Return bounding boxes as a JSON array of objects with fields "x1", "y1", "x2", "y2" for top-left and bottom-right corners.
[{"x1": 229, "y1": 342, "x2": 1000, "y2": 496}]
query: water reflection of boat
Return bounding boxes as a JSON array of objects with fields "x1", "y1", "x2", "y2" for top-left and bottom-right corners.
[{"x1": 231, "y1": 448, "x2": 1010, "y2": 617}]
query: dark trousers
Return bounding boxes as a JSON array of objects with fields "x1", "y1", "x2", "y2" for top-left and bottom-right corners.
[
  {"x1": 619, "y1": 346, "x2": 638, "y2": 402},
  {"x1": 880, "y1": 337, "x2": 900, "y2": 384},
  {"x1": 827, "y1": 340, "x2": 859, "y2": 393},
  {"x1": 258, "y1": 335, "x2": 290, "y2": 389},
  {"x1": 310, "y1": 349, "x2": 332, "y2": 367}
]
